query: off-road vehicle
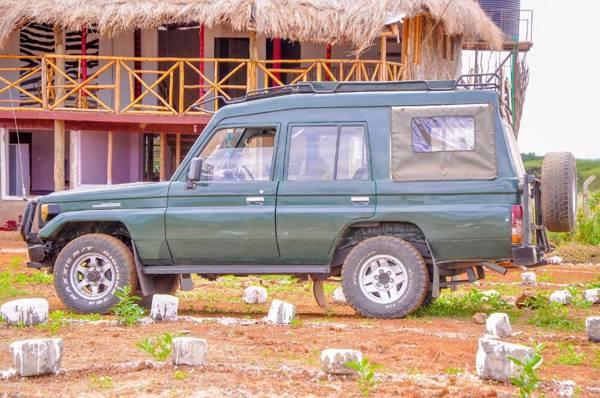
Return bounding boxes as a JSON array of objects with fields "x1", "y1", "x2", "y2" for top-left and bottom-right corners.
[{"x1": 21, "y1": 77, "x2": 577, "y2": 318}]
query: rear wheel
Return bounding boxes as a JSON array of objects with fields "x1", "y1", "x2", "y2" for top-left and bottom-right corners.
[
  {"x1": 341, "y1": 236, "x2": 429, "y2": 319},
  {"x1": 541, "y1": 152, "x2": 577, "y2": 232},
  {"x1": 53, "y1": 233, "x2": 138, "y2": 314}
]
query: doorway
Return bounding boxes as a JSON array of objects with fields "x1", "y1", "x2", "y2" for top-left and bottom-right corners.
[{"x1": 214, "y1": 38, "x2": 249, "y2": 100}]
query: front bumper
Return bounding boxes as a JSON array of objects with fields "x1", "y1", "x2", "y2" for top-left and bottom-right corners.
[{"x1": 20, "y1": 199, "x2": 46, "y2": 264}]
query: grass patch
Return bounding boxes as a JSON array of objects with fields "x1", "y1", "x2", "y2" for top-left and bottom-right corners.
[
  {"x1": 0, "y1": 268, "x2": 53, "y2": 301},
  {"x1": 592, "y1": 349, "x2": 600, "y2": 369},
  {"x1": 413, "y1": 288, "x2": 515, "y2": 318},
  {"x1": 38, "y1": 310, "x2": 101, "y2": 334},
  {"x1": 553, "y1": 343, "x2": 585, "y2": 366},
  {"x1": 89, "y1": 375, "x2": 114, "y2": 389},
  {"x1": 525, "y1": 293, "x2": 584, "y2": 331},
  {"x1": 173, "y1": 370, "x2": 188, "y2": 380}
]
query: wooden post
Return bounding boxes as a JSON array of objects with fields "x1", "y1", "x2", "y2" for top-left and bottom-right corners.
[
  {"x1": 69, "y1": 131, "x2": 79, "y2": 189},
  {"x1": 175, "y1": 133, "x2": 181, "y2": 168},
  {"x1": 53, "y1": 25, "x2": 65, "y2": 192},
  {"x1": 107, "y1": 131, "x2": 113, "y2": 184},
  {"x1": 247, "y1": 31, "x2": 259, "y2": 92},
  {"x1": 379, "y1": 35, "x2": 388, "y2": 81},
  {"x1": 159, "y1": 132, "x2": 167, "y2": 181},
  {"x1": 199, "y1": 24, "x2": 205, "y2": 96}
]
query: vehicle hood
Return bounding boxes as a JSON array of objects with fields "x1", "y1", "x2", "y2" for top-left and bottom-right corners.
[{"x1": 38, "y1": 182, "x2": 170, "y2": 211}]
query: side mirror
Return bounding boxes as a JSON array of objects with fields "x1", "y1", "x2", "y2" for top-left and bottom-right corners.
[{"x1": 186, "y1": 158, "x2": 203, "y2": 189}]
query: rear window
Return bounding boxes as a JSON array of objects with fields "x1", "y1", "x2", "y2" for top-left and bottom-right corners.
[{"x1": 412, "y1": 116, "x2": 475, "y2": 152}]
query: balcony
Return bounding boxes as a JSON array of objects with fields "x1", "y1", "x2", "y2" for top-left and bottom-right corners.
[{"x1": 0, "y1": 54, "x2": 405, "y2": 117}]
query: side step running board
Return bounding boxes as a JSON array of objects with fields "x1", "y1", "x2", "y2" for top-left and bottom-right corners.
[{"x1": 142, "y1": 265, "x2": 331, "y2": 275}]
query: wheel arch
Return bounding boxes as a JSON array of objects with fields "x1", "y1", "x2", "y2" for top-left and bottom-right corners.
[{"x1": 330, "y1": 221, "x2": 431, "y2": 272}]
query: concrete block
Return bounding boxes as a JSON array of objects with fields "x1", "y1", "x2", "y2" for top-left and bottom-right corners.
[
  {"x1": 332, "y1": 287, "x2": 347, "y2": 304},
  {"x1": 172, "y1": 337, "x2": 207, "y2": 366},
  {"x1": 584, "y1": 288, "x2": 600, "y2": 304},
  {"x1": 267, "y1": 299, "x2": 296, "y2": 324},
  {"x1": 1, "y1": 298, "x2": 48, "y2": 326},
  {"x1": 476, "y1": 337, "x2": 534, "y2": 382},
  {"x1": 10, "y1": 338, "x2": 63, "y2": 377},
  {"x1": 485, "y1": 313, "x2": 512, "y2": 338},
  {"x1": 521, "y1": 272, "x2": 536, "y2": 286},
  {"x1": 587, "y1": 317, "x2": 600, "y2": 342},
  {"x1": 320, "y1": 349, "x2": 363, "y2": 375},
  {"x1": 243, "y1": 286, "x2": 268, "y2": 304},
  {"x1": 549, "y1": 290, "x2": 572, "y2": 305},
  {"x1": 150, "y1": 294, "x2": 179, "y2": 321}
]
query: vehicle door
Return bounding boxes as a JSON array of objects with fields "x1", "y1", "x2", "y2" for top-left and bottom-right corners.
[
  {"x1": 276, "y1": 123, "x2": 376, "y2": 264},
  {"x1": 166, "y1": 125, "x2": 280, "y2": 263}
]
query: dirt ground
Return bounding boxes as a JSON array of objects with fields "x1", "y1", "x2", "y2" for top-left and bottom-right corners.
[{"x1": 1, "y1": 238, "x2": 600, "y2": 397}]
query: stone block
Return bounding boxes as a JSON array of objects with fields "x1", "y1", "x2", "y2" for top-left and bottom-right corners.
[
  {"x1": 243, "y1": 286, "x2": 268, "y2": 304},
  {"x1": 587, "y1": 317, "x2": 600, "y2": 342},
  {"x1": 267, "y1": 299, "x2": 296, "y2": 324},
  {"x1": 549, "y1": 290, "x2": 572, "y2": 305},
  {"x1": 485, "y1": 313, "x2": 512, "y2": 338},
  {"x1": 10, "y1": 338, "x2": 63, "y2": 377},
  {"x1": 584, "y1": 288, "x2": 600, "y2": 304},
  {"x1": 320, "y1": 349, "x2": 363, "y2": 375},
  {"x1": 172, "y1": 337, "x2": 207, "y2": 366},
  {"x1": 332, "y1": 287, "x2": 347, "y2": 304},
  {"x1": 150, "y1": 294, "x2": 179, "y2": 321},
  {"x1": 1, "y1": 298, "x2": 48, "y2": 326},
  {"x1": 476, "y1": 337, "x2": 534, "y2": 382},
  {"x1": 521, "y1": 272, "x2": 536, "y2": 286}
]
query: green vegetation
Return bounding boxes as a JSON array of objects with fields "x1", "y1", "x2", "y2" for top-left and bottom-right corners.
[
  {"x1": 0, "y1": 258, "x2": 53, "y2": 301},
  {"x1": 136, "y1": 332, "x2": 180, "y2": 361},
  {"x1": 290, "y1": 318, "x2": 304, "y2": 328},
  {"x1": 553, "y1": 343, "x2": 584, "y2": 366},
  {"x1": 89, "y1": 375, "x2": 114, "y2": 389},
  {"x1": 444, "y1": 367, "x2": 462, "y2": 375},
  {"x1": 413, "y1": 288, "x2": 513, "y2": 318},
  {"x1": 522, "y1": 153, "x2": 600, "y2": 192},
  {"x1": 39, "y1": 310, "x2": 101, "y2": 334},
  {"x1": 173, "y1": 370, "x2": 188, "y2": 380},
  {"x1": 525, "y1": 293, "x2": 583, "y2": 331},
  {"x1": 112, "y1": 285, "x2": 145, "y2": 325},
  {"x1": 346, "y1": 358, "x2": 382, "y2": 397},
  {"x1": 592, "y1": 349, "x2": 600, "y2": 369},
  {"x1": 508, "y1": 342, "x2": 544, "y2": 398}
]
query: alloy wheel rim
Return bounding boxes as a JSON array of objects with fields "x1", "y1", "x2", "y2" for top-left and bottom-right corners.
[
  {"x1": 69, "y1": 253, "x2": 116, "y2": 299},
  {"x1": 358, "y1": 254, "x2": 408, "y2": 304}
]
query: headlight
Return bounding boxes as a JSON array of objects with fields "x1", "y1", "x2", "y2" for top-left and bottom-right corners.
[{"x1": 40, "y1": 204, "x2": 60, "y2": 222}]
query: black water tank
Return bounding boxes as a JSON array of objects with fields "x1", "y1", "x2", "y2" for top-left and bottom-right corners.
[{"x1": 478, "y1": 0, "x2": 520, "y2": 39}]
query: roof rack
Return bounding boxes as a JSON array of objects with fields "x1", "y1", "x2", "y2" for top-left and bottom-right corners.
[
  {"x1": 228, "y1": 73, "x2": 501, "y2": 104},
  {"x1": 192, "y1": 73, "x2": 501, "y2": 110}
]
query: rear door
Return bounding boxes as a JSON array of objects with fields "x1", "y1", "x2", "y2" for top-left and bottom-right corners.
[{"x1": 276, "y1": 123, "x2": 376, "y2": 264}]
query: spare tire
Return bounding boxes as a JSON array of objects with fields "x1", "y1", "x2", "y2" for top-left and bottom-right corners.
[{"x1": 541, "y1": 152, "x2": 577, "y2": 232}]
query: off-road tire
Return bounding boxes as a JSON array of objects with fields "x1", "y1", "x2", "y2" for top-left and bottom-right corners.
[
  {"x1": 341, "y1": 236, "x2": 429, "y2": 319},
  {"x1": 53, "y1": 233, "x2": 138, "y2": 314},
  {"x1": 541, "y1": 152, "x2": 577, "y2": 232},
  {"x1": 138, "y1": 276, "x2": 180, "y2": 309}
]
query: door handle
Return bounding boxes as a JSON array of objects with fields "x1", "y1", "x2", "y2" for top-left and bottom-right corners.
[
  {"x1": 351, "y1": 196, "x2": 370, "y2": 205},
  {"x1": 246, "y1": 196, "x2": 265, "y2": 205}
]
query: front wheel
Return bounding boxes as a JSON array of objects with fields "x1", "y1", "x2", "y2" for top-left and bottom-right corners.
[
  {"x1": 341, "y1": 236, "x2": 429, "y2": 319},
  {"x1": 53, "y1": 233, "x2": 138, "y2": 314}
]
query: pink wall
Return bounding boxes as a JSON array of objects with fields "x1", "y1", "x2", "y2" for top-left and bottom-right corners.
[{"x1": 79, "y1": 131, "x2": 142, "y2": 185}]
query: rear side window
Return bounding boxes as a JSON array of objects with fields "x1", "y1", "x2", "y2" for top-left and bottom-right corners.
[
  {"x1": 287, "y1": 125, "x2": 368, "y2": 181},
  {"x1": 412, "y1": 116, "x2": 475, "y2": 152}
]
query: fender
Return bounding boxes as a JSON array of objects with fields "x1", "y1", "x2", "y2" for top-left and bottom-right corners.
[{"x1": 39, "y1": 208, "x2": 170, "y2": 262}]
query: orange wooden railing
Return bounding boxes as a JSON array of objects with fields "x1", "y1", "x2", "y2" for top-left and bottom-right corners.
[{"x1": 0, "y1": 54, "x2": 405, "y2": 116}]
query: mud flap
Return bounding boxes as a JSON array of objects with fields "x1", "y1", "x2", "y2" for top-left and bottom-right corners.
[
  {"x1": 132, "y1": 242, "x2": 155, "y2": 296},
  {"x1": 310, "y1": 275, "x2": 330, "y2": 310}
]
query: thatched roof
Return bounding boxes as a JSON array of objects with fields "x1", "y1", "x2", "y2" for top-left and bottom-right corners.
[{"x1": 0, "y1": 0, "x2": 504, "y2": 51}]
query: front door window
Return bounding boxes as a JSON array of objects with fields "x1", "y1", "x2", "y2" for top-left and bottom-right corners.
[{"x1": 198, "y1": 127, "x2": 276, "y2": 182}]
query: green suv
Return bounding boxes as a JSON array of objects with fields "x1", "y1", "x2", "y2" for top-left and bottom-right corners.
[{"x1": 21, "y1": 79, "x2": 577, "y2": 318}]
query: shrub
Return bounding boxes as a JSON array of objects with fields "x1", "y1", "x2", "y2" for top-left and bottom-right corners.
[
  {"x1": 136, "y1": 332, "x2": 180, "y2": 361},
  {"x1": 112, "y1": 285, "x2": 144, "y2": 325},
  {"x1": 508, "y1": 342, "x2": 544, "y2": 398},
  {"x1": 346, "y1": 358, "x2": 382, "y2": 397},
  {"x1": 527, "y1": 296, "x2": 583, "y2": 331},
  {"x1": 414, "y1": 288, "x2": 513, "y2": 318},
  {"x1": 553, "y1": 343, "x2": 584, "y2": 366}
]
